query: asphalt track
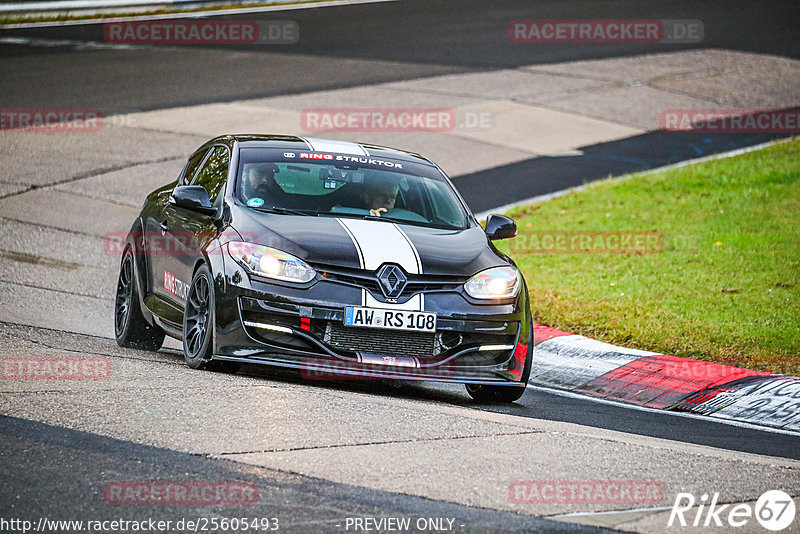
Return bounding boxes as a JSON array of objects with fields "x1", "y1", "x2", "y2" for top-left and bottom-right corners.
[
  {"x1": 1, "y1": 1, "x2": 799, "y2": 532},
  {"x1": 1, "y1": 1, "x2": 797, "y2": 211},
  {"x1": 0, "y1": 414, "x2": 603, "y2": 534},
  {"x1": 234, "y1": 364, "x2": 800, "y2": 460},
  {"x1": 1, "y1": 0, "x2": 799, "y2": 110}
]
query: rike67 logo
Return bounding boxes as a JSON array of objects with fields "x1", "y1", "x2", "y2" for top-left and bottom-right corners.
[{"x1": 668, "y1": 490, "x2": 796, "y2": 531}]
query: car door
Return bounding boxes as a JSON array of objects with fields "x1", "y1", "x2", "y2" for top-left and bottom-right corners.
[
  {"x1": 157, "y1": 144, "x2": 231, "y2": 324},
  {"x1": 143, "y1": 147, "x2": 209, "y2": 310}
]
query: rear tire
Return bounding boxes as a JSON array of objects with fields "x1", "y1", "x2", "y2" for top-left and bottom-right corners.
[
  {"x1": 182, "y1": 265, "x2": 239, "y2": 373},
  {"x1": 465, "y1": 326, "x2": 533, "y2": 403},
  {"x1": 114, "y1": 248, "x2": 165, "y2": 351}
]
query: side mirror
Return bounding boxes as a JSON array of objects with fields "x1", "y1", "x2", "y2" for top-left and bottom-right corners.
[
  {"x1": 169, "y1": 186, "x2": 217, "y2": 217},
  {"x1": 485, "y1": 214, "x2": 517, "y2": 240}
]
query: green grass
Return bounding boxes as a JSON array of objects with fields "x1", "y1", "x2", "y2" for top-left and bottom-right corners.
[{"x1": 496, "y1": 139, "x2": 800, "y2": 373}]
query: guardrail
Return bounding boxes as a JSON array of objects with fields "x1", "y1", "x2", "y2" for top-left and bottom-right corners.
[{"x1": 0, "y1": 0, "x2": 281, "y2": 14}]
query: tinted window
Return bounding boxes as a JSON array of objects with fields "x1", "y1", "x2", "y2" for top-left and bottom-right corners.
[
  {"x1": 191, "y1": 145, "x2": 229, "y2": 203},
  {"x1": 182, "y1": 148, "x2": 209, "y2": 185}
]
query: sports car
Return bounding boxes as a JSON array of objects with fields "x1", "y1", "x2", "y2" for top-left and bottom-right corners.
[{"x1": 114, "y1": 135, "x2": 532, "y2": 402}]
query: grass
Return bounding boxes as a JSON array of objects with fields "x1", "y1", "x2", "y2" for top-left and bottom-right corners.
[{"x1": 496, "y1": 138, "x2": 800, "y2": 373}]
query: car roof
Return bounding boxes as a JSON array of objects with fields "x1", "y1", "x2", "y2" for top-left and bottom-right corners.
[{"x1": 224, "y1": 134, "x2": 437, "y2": 167}]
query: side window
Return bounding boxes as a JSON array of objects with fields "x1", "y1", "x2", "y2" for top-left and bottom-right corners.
[
  {"x1": 191, "y1": 146, "x2": 229, "y2": 203},
  {"x1": 182, "y1": 148, "x2": 210, "y2": 185}
]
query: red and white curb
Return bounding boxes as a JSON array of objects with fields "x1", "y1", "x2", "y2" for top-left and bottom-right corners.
[{"x1": 531, "y1": 324, "x2": 800, "y2": 431}]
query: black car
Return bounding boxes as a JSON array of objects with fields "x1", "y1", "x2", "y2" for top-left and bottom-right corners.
[{"x1": 114, "y1": 135, "x2": 532, "y2": 402}]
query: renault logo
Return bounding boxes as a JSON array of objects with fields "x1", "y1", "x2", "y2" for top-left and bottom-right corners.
[{"x1": 376, "y1": 264, "x2": 407, "y2": 298}]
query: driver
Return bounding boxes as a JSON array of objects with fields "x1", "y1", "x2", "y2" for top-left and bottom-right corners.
[
  {"x1": 243, "y1": 163, "x2": 280, "y2": 197},
  {"x1": 242, "y1": 162, "x2": 296, "y2": 207},
  {"x1": 359, "y1": 173, "x2": 400, "y2": 217}
]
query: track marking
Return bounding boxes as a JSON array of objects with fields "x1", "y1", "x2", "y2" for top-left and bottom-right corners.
[
  {"x1": 0, "y1": 35, "x2": 139, "y2": 50},
  {"x1": 474, "y1": 138, "x2": 790, "y2": 221},
  {"x1": 529, "y1": 384, "x2": 800, "y2": 437}
]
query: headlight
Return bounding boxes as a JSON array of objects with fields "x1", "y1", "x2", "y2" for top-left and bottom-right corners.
[
  {"x1": 464, "y1": 266, "x2": 521, "y2": 299},
  {"x1": 228, "y1": 242, "x2": 316, "y2": 283}
]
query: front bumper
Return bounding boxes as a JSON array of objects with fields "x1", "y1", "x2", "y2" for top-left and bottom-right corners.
[{"x1": 211, "y1": 260, "x2": 531, "y2": 385}]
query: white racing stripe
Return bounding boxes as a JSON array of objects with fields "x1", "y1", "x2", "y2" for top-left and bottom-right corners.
[
  {"x1": 338, "y1": 218, "x2": 419, "y2": 273},
  {"x1": 335, "y1": 218, "x2": 364, "y2": 269},
  {"x1": 336, "y1": 218, "x2": 424, "y2": 311},
  {"x1": 393, "y1": 223, "x2": 423, "y2": 273},
  {"x1": 364, "y1": 291, "x2": 422, "y2": 311}
]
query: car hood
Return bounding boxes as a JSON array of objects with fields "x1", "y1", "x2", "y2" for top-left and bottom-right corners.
[{"x1": 231, "y1": 208, "x2": 507, "y2": 277}]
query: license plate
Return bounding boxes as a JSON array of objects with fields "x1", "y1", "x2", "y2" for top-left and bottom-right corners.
[{"x1": 343, "y1": 306, "x2": 436, "y2": 333}]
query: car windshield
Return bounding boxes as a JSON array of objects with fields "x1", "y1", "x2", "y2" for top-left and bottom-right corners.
[{"x1": 236, "y1": 147, "x2": 469, "y2": 229}]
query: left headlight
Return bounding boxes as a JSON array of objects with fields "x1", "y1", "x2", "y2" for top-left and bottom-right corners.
[
  {"x1": 464, "y1": 266, "x2": 521, "y2": 300},
  {"x1": 228, "y1": 242, "x2": 316, "y2": 283}
]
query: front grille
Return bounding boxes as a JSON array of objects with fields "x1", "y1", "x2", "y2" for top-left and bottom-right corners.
[
  {"x1": 314, "y1": 264, "x2": 464, "y2": 299},
  {"x1": 324, "y1": 322, "x2": 435, "y2": 359}
]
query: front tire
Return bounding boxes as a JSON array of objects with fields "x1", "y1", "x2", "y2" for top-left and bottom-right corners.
[
  {"x1": 182, "y1": 264, "x2": 239, "y2": 373},
  {"x1": 115, "y1": 248, "x2": 165, "y2": 351},
  {"x1": 465, "y1": 383, "x2": 526, "y2": 403}
]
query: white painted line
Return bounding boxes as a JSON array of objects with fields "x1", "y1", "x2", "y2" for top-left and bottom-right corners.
[
  {"x1": 529, "y1": 384, "x2": 800, "y2": 438},
  {"x1": 474, "y1": 138, "x2": 790, "y2": 221},
  {"x1": 0, "y1": 0, "x2": 398, "y2": 29},
  {"x1": 0, "y1": 35, "x2": 139, "y2": 50},
  {"x1": 551, "y1": 505, "x2": 675, "y2": 518}
]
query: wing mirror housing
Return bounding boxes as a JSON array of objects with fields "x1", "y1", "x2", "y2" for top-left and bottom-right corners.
[
  {"x1": 169, "y1": 186, "x2": 218, "y2": 217},
  {"x1": 484, "y1": 214, "x2": 517, "y2": 240}
]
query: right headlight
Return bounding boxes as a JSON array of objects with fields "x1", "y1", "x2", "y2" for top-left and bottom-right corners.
[{"x1": 464, "y1": 266, "x2": 521, "y2": 300}]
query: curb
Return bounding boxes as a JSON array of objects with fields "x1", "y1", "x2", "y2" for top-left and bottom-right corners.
[{"x1": 531, "y1": 324, "x2": 800, "y2": 432}]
